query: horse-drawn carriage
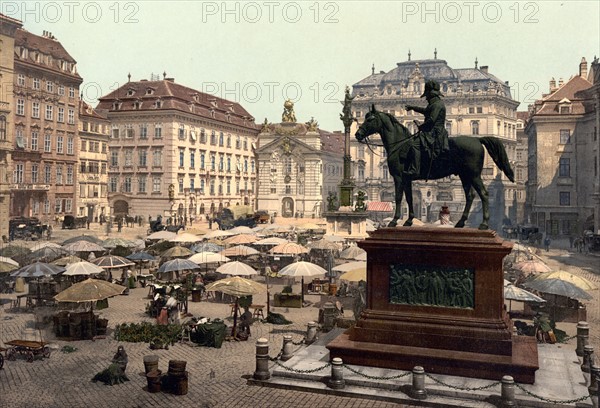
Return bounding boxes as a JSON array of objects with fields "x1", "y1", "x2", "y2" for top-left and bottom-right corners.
[
  {"x1": 62, "y1": 215, "x2": 87, "y2": 229},
  {"x1": 8, "y1": 217, "x2": 47, "y2": 241},
  {"x1": 215, "y1": 206, "x2": 257, "y2": 230}
]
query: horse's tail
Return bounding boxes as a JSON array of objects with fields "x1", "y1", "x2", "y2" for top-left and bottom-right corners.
[{"x1": 479, "y1": 137, "x2": 515, "y2": 182}]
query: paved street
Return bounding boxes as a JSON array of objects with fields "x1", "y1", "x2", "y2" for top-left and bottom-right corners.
[{"x1": 0, "y1": 221, "x2": 598, "y2": 407}]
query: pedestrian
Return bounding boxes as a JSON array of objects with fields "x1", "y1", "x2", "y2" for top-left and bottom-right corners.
[
  {"x1": 46, "y1": 225, "x2": 52, "y2": 240},
  {"x1": 544, "y1": 236, "x2": 551, "y2": 252},
  {"x1": 208, "y1": 218, "x2": 212, "y2": 230},
  {"x1": 86, "y1": 218, "x2": 90, "y2": 229},
  {"x1": 117, "y1": 219, "x2": 123, "y2": 233}
]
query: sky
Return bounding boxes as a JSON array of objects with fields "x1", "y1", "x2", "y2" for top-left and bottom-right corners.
[{"x1": 4, "y1": 0, "x2": 599, "y2": 130}]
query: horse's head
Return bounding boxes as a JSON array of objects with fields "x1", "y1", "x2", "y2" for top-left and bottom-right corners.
[{"x1": 355, "y1": 104, "x2": 382, "y2": 142}]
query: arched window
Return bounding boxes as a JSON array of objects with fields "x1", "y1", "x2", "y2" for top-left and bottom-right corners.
[{"x1": 0, "y1": 115, "x2": 6, "y2": 140}]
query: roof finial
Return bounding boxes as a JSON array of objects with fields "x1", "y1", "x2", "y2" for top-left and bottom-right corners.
[
  {"x1": 372, "y1": 63, "x2": 375, "y2": 75},
  {"x1": 163, "y1": 71, "x2": 167, "y2": 79},
  {"x1": 127, "y1": 72, "x2": 131, "y2": 82},
  {"x1": 434, "y1": 48, "x2": 437, "y2": 59},
  {"x1": 475, "y1": 57, "x2": 478, "y2": 69},
  {"x1": 408, "y1": 49, "x2": 411, "y2": 61}
]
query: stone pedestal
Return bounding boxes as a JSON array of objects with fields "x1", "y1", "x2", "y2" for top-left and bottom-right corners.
[
  {"x1": 323, "y1": 210, "x2": 368, "y2": 239},
  {"x1": 327, "y1": 227, "x2": 539, "y2": 384}
]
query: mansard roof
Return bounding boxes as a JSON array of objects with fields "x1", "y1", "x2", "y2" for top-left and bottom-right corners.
[
  {"x1": 97, "y1": 79, "x2": 258, "y2": 131},
  {"x1": 535, "y1": 75, "x2": 591, "y2": 115},
  {"x1": 353, "y1": 58, "x2": 512, "y2": 98},
  {"x1": 15, "y1": 29, "x2": 78, "y2": 64}
]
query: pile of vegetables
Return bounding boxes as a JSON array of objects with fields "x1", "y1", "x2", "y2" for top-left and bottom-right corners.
[
  {"x1": 91, "y1": 363, "x2": 129, "y2": 386},
  {"x1": 114, "y1": 322, "x2": 182, "y2": 346}
]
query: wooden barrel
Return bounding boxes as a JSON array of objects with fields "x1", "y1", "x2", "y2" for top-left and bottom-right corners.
[
  {"x1": 146, "y1": 369, "x2": 162, "y2": 393},
  {"x1": 168, "y1": 360, "x2": 187, "y2": 376},
  {"x1": 143, "y1": 355, "x2": 159, "y2": 374},
  {"x1": 170, "y1": 372, "x2": 188, "y2": 395}
]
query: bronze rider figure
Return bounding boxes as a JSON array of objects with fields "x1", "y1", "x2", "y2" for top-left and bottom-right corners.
[{"x1": 404, "y1": 79, "x2": 449, "y2": 178}]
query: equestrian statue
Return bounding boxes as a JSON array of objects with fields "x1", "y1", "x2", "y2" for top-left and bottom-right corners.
[{"x1": 355, "y1": 80, "x2": 514, "y2": 230}]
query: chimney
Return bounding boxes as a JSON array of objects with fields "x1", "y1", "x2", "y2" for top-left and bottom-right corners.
[
  {"x1": 549, "y1": 77, "x2": 556, "y2": 92},
  {"x1": 480, "y1": 65, "x2": 489, "y2": 74},
  {"x1": 580, "y1": 57, "x2": 588, "y2": 78},
  {"x1": 558, "y1": 78, "x2": 564, "y2": 87},
  {"x1": 165, "y1": 78, "x2": 175, "y2": 82}
]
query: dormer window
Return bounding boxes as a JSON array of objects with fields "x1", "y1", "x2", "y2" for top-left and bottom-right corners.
[
  {"x1": 127, "y1": 89, "x2": 135, "y2": 96},
  {"x1": 146, "y1": 88, "x2": 154, "y2": 95},
  {"x1": 112, "y1": 102, "x2": 122, "y2": 110},
  {"x1": 20, "y1": 47, "x2": 28, "y2": 59},
  {"x1": 558, "y1": 98, "x2": 572, "y2": 114},
  {"x1": 154, "y1": 99, "x2": 162, "y2": 108},
  {"x1": 133, "y1": 100, "x2": 142, "y2": 109}
]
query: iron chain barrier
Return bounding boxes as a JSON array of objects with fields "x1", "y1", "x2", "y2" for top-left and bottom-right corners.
[{"x1": 514, "y1": 383, "x2": 590, "y2": 404}]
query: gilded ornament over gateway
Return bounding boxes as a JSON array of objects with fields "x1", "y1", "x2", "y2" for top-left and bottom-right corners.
[{"x1": 282, "y1": 99, "x2": 297, "y2": 123}]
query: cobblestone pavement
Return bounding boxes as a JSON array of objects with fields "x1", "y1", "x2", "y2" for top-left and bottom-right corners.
[{"x1": 1, "y1": 221, "x2": 598, "y2": 407}]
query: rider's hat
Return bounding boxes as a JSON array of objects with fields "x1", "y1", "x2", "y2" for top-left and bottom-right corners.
[{"x1": 421, "y1": 80, "x2": 443, "y2": 98}]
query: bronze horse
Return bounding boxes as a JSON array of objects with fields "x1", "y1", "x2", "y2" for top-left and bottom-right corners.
[{"x1": 355, "y1": 105, "x2": 514, "y2": 230}]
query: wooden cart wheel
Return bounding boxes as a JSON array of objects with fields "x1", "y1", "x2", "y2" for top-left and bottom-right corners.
[
  {"x1": 6, "y1": 348, "x2": 16, "y2": 361},
  {"x1": 0, "y1": 353, "x2": 4, "y2": 369},
  {"x1": 43, "y1": 347, "x2": 51, "y2": 359},
  {"x1": 26, "y1": 351, "x2": 34, "y2": 363}
]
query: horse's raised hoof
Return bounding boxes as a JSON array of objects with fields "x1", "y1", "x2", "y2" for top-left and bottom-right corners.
[
  {"x1": 387, "y1": 220, "x2": 398, "y2": 228},
  {"x1": 478, "y1": 223, "x2": 489, "y2": 230},
  {"x1": 455, "y1": 218, "x2": 466, "y2": 228},
  {"x1": 403, "y1": 219, "x2": 413, "y2": 227}
]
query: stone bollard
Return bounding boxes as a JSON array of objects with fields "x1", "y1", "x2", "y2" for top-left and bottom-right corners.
[
  {"x1": 253, "y1": 338, "x2": 270, "y2": 381},
  {"x1": 327, "y1": 357, "x2": 345, "y2": 389},
  {"x1": 280, "y1": 335, "x2": 294, "y2": 361},
  {"x1": 306, "y1": 321, "x2": 318, "y2": 345},
  {"x1": 501, "y1": 376, "x2": 516, "y2": 407},
  {"x1": 411, "y1": 366, "x2": 427, "y2": 400},
  {"x1": 583, "y1": 345, "x2": 595, "y2": 373},
  {"x1": 589, "y1": 364, "x2": 600, "y2": 407},
  {"x1": 577, "y1": 321, "x2": 590, "y2": 357}
]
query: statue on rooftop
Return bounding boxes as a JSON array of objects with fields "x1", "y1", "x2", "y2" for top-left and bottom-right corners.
[{"x1": 282, "y1": 99, "x2": 297, "y2": 123}]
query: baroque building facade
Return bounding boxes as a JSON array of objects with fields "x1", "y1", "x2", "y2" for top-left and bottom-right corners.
[
  {"x1": 77, "y1": 100, "x2": 110, "y2": 222},
  {"x1": 10, "y1": 28, "x2": 82, "y2": 223},
  {"x1": 525, "y1": 58, "x2": 600, "y2": 237},
  {"x1": 349, "y1": 55, "x2": 519, "y2": 229},
  {"x1": 255, "y1": 101, "x2": 344, "y2": 218},
  {"x1": 96, "y1": 76, "x2": 259, "y2": 221},
  {"x1": 0, "y1": 13, "x2": 22, "y2": 239}
]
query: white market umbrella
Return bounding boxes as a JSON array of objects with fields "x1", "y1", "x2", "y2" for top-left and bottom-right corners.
[
  {"x1": 63, "y1": 261, "x2": 105, "y2": 276},
  {"x1": 202, "y1": 230, "x2": 236, "y2": 240},
  {"x1": 189, "y1": 251, "x2": 231, "y2": 265},
  {"x1": 279, "y1": 261, "x2": 327, "y2": 305},
  {"x1": 216, "y1": 261, "x2": 258, "y2": 276},
  {"x1": 0, "y1": 256, "x2": 19, "y2": 267},
  {"x1": 147, "y1": 230, "x2": 177, "y2": 240},
  {"x1": 170, "y1": 233, "x2": 203, "y2": 243},
  {"x1": 333, "y1": 261, "x2": 367, "y2": 273}
]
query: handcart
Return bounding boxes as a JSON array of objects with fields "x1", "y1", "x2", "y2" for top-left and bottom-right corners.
[{"x1": 4, "y1": 340, "x2": 51, "y2": 363}]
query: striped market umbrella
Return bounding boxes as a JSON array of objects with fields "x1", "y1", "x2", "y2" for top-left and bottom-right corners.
[
  {"x1": 92, "y1": 255, "x2": 134, "y2": 269},
  {"x1": 10, "y1": 262, "x2": 65, "y2": 278}
]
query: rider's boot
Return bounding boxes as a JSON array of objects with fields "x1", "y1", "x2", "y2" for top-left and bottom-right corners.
[{"x1": 403, "y1": 146, "x2": 420, "y2": 177}]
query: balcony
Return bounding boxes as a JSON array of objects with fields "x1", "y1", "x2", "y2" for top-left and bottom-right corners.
[{"x1": 10, "y1": 183, "x2": 50, "y2": 191}]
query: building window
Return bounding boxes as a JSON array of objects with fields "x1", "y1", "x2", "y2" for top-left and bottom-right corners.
[
  {"x1": 124, "y1": 150, "x2": 133, "y2": 166},
  {"x1": 227, "y1": 135, "x2": 231, "y2": 147},
  {"x1": 153, "y1": 149, "x2": 162, "y2": 166},
  {"x1": 66, "y1": 165, "x2": 73, "y2": 184},
  {"x1": 139, "y1": 150, "x2": 147, "y2": 167},
  {"x1": 124, "y1": 177, "x2": 132, "y2": 193},
  {"x1": 57, "y1": 107, "x2": 64, "y2": 122},
  {"x1": 199, "y1": 179, "x2": 205, "y2": 194},
  {"x1": 179, "y1": 124, "x2": 185, "y2": 139},
  {"x1": 178, "y1": 178, "x2": 184, "y2": 193},
  {"x1": 16, "y1": 99, "x2": 25, "y2": 116},
  {"x1": 69, "y1": 86, "x2": 75, "y2": 98},
  {"x1": 559, "y1": 191, "x2": 570, "y2": 206},
  {"x1": 46, "y1": 81, "x2": 54, "y2": 93},
  {"x1": 560, "y1": 129, "x2": 571, "y2": 144},
  {"x1": 190, "y1": 179, "x2": 195, "y2": 192},
  {"x1": 33, "y1": 78, "x2": 40, "y2": 90},
  {"x1": 44, "y1": 165, "x2": 52, "y2": 183},
  {"x1": 138, "y1": 176, "x2": 147, "y2": 193},
  {"x1": 31, "y1": 164, "x2": 38, "y2": 183},
  {"x1": 110, "y1": 151, "x2": 119, "y2": 166},
  {"x1": 0, "y1": 116, "x2": 6, "y2": 141},
  {"x1": 57, "y1": 135, "x2": 64, "y2": 153},
  {"x1": 65, "y1": 199, "x2": 72, "y2": 213},
  {"x1": 559, "y1": 158, "x2": 570, "y2": 177},
  {"x1": 126, "y1": 126, "x2": 134, "y2": 138},
  {"x1": 358, "y1": 165, "x2": 365, "y2": 181},
  {"x1": 468, "y1": 107, "x2": 475, "y2": 114},
  {"x1": 210, "y1": 180, "x2": 215, "y2": 195},
  {"x1": 219, "y1": 132, "x2": 224, "y2": 146},
  {"x1": 67, "y1": 136, "x2": 74, "y2": 154},
  {"x1": 109, "y1": 177, "x2": 118, "y2": 192},
  {"x1": 219, "y1": 155, "x2": 224, "y2": 171},
  {"x1": 58, "y1": 85, "x2": 64, "y2": 95},
  {"x1": 56, "y1": 165, "x2": 63, "y2": 184},
  {"x1": 55, "y1": 198, "x2": 62, "y2": 213},
  {"x1": 210, "y1": 130, "x2": 217, "y2": 145},
  {"x1": 200, "y1": 152, "x2": 205, "y2": 170},
  {"x1": 190, "y1": 150, "x2": 195, "y2": 168},
  {"x1": 476, "y1": 107, "x2": 483, "y2": 114},
  {"x1": 13, "y1": 163, "x2": 24, "y2": 184},
  {"x1": 471, "y1": 121, "x2": 479, "y2": 135},
  {"x1": 210, "y1": 155, "x2": 216, "y2": 171},
  {"x1": 81, "y1": 140, "x2": 87, "y2": 151},
  {"x1": 154, "y1": 124, "x2": 162, "y2": 138},
  {"x1": 200, "y1": 128, "x2": 206, "y2": 143},
  {"x1": 445, "y1": 121, "x2": 452, "y2": 135},
  {"x1": 68, "y1": 109, "x2": 75, "y2": 124},
  {"x1": 32, "y1": 102, "x2": 41, "y2": 118},
  {"x1": 226, "y1": 180, "x2": 231, "y2": 195},
  {"x1": 44, "y1": 134, "x2": 52, "y2": 152},
  {"x1": 139, "y1": 124, "x2": 148, "y2": 139},
  {"x1": 17, "y1": 74, "x2": 25, "y2": 86},
  {"x1": 153, "y1": 177, "x2": 161, "y2": 192},
  {"x1": 179, "y1": 149, "x2": 185, "y2": 167}
]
